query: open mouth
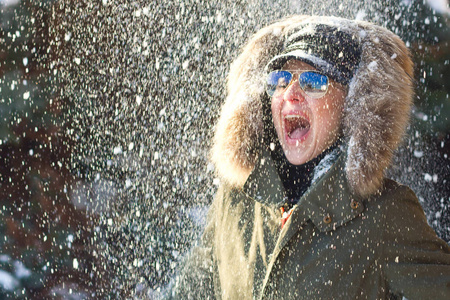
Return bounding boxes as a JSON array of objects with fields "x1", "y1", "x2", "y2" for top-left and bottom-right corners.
[{"x1": 284, "y1": 114, "x2": 311, "y2": 141}]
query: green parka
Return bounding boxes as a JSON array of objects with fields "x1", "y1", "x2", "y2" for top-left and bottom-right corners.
[
  {"x1": 166, "y1": 16, "x2": 450, "y2": 299},
  {"x1": 169, "y1": 149, "x2": 450, "y2": 299}
]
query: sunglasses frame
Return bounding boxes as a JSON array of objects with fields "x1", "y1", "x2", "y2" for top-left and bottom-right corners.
[{"x1": 266, "y1": 70, "x2": 330, "y2": 99}]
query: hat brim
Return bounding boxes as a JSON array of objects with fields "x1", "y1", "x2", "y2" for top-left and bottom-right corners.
[{"x1": 265, "y1": 50, "x2": 347, "y2": 84}]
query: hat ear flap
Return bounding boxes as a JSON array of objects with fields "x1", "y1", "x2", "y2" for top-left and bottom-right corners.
[{"x1": 343, "y1": 25, "x2": 414, "y2": 197}]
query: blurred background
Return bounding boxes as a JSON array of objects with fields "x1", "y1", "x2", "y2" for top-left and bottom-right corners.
[{"x1": 0, "y1": 0, "x2": 449, "y2": 298}]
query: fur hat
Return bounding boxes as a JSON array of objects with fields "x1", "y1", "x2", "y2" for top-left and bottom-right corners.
[{"x1": 211, "y1": 15, "x2": 414, "y2": 197}]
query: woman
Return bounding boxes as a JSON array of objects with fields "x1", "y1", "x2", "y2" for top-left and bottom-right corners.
[{"x1": 167, "y1": 15, "x2": 450, "y2": 299}]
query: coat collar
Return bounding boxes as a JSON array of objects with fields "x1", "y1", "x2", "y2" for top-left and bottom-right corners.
[{"x1": 243, "y1": 147, "x2": 365, "y2": 233}]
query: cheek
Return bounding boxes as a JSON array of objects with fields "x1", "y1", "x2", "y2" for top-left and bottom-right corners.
[
  {"x1": 316, "y1": 95, "x2": 344, "y2": 124},
  {"x1": 271, "y1": 97, "x2": 285, "y2": 142},
  {"x1": 271, "y1": 97, "x2": 282, "y2": 122},
  {"x1": 312, "y1": 103, "x2": 343, "y2": 136},
  {"x1": 271, "y1": 96, "x2": 281, "y2": 112}
]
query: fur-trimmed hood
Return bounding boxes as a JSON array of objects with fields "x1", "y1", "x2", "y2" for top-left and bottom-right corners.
[{"x1": 211, "y1": 15, "x2": 414, "y2": 197}]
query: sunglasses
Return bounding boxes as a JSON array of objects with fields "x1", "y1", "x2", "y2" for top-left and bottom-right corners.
[{"x1": 266, "y1": 70, "x2": 329, "y2": 99}]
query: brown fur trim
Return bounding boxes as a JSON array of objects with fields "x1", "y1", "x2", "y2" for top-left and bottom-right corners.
[{"x1": 211, "y1": 16, "x2": 414, "y2": 197}]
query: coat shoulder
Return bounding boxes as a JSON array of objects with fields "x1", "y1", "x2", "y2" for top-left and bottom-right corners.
[
  {"x1": 363, "y1": 178, "x2": 448, "y2": 248},
  {"x1": 367, "y1": 178, "x2": 422, "y2": 215},
  {"x1": 359, "y1": 178, "x2": 426, "y2": 240}
]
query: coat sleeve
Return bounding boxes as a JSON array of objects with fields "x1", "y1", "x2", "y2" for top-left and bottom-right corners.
[
  {"x1": 163, "y1": 189, "x2": 220, "y2": 300},
  {"x1": 381, "y1": 185, "x2": 450, "y2": 300}
]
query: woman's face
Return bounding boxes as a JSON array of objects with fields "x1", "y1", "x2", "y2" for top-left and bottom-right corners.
[{"x1": 271, "y1": 59, "x2": 347, "y2": 165}]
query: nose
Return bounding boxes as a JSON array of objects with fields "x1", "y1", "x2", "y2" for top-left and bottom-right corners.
[{"x1": 283, "y1": 78, "x2": 306, "y2": 103}]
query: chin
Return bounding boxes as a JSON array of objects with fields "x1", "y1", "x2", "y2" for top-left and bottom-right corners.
[
  {"x1": 280, "y1": 144, "x2": 311, "y2": 165},
  {"x1": 280, "y1": 131, "x2": 317, "y2": 165}
]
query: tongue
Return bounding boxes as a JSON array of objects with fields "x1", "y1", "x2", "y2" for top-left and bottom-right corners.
[{"x1": 289, "y1": 127, "x2": 309, "y2": 139}]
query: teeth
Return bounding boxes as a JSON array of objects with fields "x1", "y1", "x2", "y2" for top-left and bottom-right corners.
[
  {"x1": 284, "y1": 115, "x2": 309, "y2": 125},
  {"x1": 285, "y1": 114, "x2": 307, "y2": 121}
]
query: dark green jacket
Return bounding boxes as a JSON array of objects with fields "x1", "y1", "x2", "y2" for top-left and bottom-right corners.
[{"x1": 169, "y1": 151, "x2": 450, "y2": 299}]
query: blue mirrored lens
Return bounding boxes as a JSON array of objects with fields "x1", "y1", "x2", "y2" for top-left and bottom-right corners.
[
  {"x1": 298, "y1": 72, "x2": 328, "y2": 98},
  {"x1": 266, "y1": 71, "x2": 292, "y2": 97}
]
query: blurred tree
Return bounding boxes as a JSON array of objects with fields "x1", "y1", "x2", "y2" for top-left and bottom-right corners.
[
  {"x1": 0, "y1": 0, "x2": 109, "y2": 298},
  {"x1": 386, "y1": 0, "x2": 450, "y2": 240}
]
